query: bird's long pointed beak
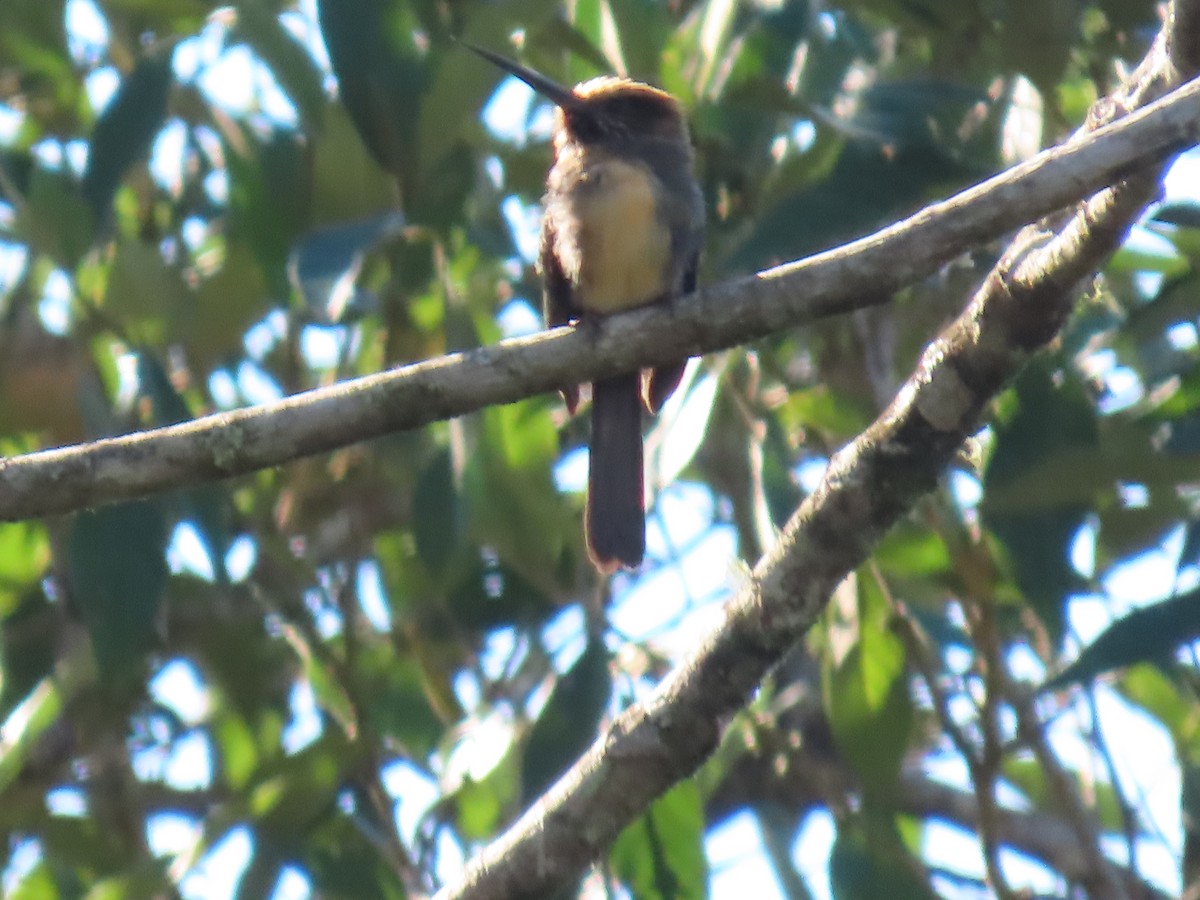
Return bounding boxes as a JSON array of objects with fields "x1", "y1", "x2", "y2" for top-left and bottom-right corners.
[{"x1": 461, "y1": 41, "x2": 580, "y2": 110}]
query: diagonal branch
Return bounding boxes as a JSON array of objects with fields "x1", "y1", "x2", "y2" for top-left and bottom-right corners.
[
  {"x1": 436, "y1": 18, "x2": 1198, "y2": 900},
  {"x1": 3, "y1": 72, "x2": 1200, "y2": 522}
]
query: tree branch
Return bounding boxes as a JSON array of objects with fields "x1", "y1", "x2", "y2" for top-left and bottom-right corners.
[
  {"x1": 2, "y1": 73, "x2": 1200, "y2": 521},
  {"x1": 436, "y1": 18, "x2": 1196, "y2": 900}
]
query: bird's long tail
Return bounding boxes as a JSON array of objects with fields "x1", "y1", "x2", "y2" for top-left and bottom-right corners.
[{"x1": 586, "y1": 372, "x2": 645, "y2": 572}]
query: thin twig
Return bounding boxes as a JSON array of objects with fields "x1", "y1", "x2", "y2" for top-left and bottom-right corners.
[
  {"x1": 892, "y1": 591, "x2": 1016, "y2": 900},
  {"x1": 1006, "y1": 672, "x2": 1131, "y2": 900},
  {"x1": 1085, "y1": 686, "x2": 1143, "y2": 883}
]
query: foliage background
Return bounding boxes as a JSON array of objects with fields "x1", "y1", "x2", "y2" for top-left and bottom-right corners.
[{"x1": 0, "y1": 0, "x2": 1197, "y2": 897}]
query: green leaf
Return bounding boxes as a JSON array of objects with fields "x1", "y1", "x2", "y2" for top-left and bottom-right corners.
[
  {"x1": 0, "y1": 592, "x2": 56, "y2": 720},
  {"x1": 604, "y1": 0, "x2": 674, "y2": 80},
  {"x1": 820, "y1": 571, "x2": 912, "y2": 800},
  {"x1": 79, "y1": 863, "x2": 173, "y2": 900},
  {"x1": 997, "y1": 0, "x2": 1079, "y2": 90},
  {"x1": 22, "y1": 166, "x2": 96, "y2": 267},
  {"x1": 1097, "y1": 501, "x2": 1183, "y2": 561},
  {"x1": 214, "y1": 709, "x2": 261, "y2": 790},
  {"x1": 0, "y1": 522, "x2": 50, "y2": 617},
  {"x1": 729, "y1": 135, "x2": 974, "y2": 272},
  {"x1": 291, "y1": 651, "x2": 357, "y2": 739},
  {"x1": 1122, "y1": 272, "x2": 1200, "y2": 351},
  {"x1": 1105, "y1": 244, "x2": 1189, "y2": 278},
  {"x1": 309, "y1": 103, "x2": 398, "y2": 226},
  {"x1": 418, "y1": 1, "x2": 560, "y2": 181},
  {"x1": 610, "y1": 780, "x2": 708, "y2": 900},
  {"x1": 521, "y1": 637, "x2": 611, "y2": 802},
  {"x1": 406, "y1": 141, "x2": 478, "y2": 232},
  {"x1": 779, "y1": 384, "x2": 873, "y2": 441},
  {"x1": 179, "y1": 243, "x2": 270, "y2": 371},
  {"x1": 179, "y1": 575, "x2": 294, "y2": 720},
  {"x1": 464, "y1": 401, "x2": 570, "y2": 584},
  {"x1": 872, "y1": 523, "x2": 952, "y2": 580},
  {"x1": 1152, "y1": 202, "x2": 1200, "y2": 229},
  {"x1": 445, "y1": 553, "x2": 558, "y2": 631},
  {"x1": 103, "y1": 238, "x2": 190, "y2": 334},
  {"x1": 100, "y1": 0, "x2": 211, "y2": 34},
  {"x1": 39, "y1": 815, "x2": 131, "y2": 876},
  {"x1": 7, "y1": 861, "x2": 62, "y2": 900},
  {"x1": 1117, "y1": 663, "x2": 1194, "y2": 743},
  {"x1": 68, "y1": 501, "x2": 169, "y2": 680},
  {"x1": 0, "y1": 641, "x2": 91, "y2": 795},
  {"x1": 0, "y1": 1, "x2": 78, "y2": 141},
  {"x1": 81, "y1": 52, "x2": 174, "y2": 219},
  {"x1": 250, "y1": 733, "x2": 346, "y2": 837},
  {"x1": 1093, "y1": 0, "x2": 1158, "y2": 30},
  {"x1": 359, "y1": 647, "x2": 445, "y2": 757},
  {"x1": 454, "y1": 745, "x2": 520, "y2": 841}
]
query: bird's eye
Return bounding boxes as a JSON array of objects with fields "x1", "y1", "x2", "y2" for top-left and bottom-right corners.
[{"x1": 568, "y1": 111, "x2": 608, "y2": 142}]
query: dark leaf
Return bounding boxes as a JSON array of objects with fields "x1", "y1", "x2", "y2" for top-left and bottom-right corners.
[
  {"x1": 521, "y1": 636, "x2": 611, "y2": 802},
  {"x1": 413, "y1": 447, "x2": 461, "y2": 576},
  {"x1": 361, "y1": 649, "x2": 445, "y2": 758},
  {"x1": 226, "y1": 125, "x2": 310, "y2": 298},
  {"x1": 829, "y1": 815, "x2": 937, "y2": 900},
  {"x1": 0, "y1": 590, "x2": 56, "y2": 720},
  {"x1": 68, "y1": 501, "x2": 169, "y2": 680},
  {"x1": 1153, "y1": 202, "x2": 1200, "y2": 229},
  {"x1": 82, "y1": 52, "x2": 174, "y2": 219},
  {"x1": 983, "y1": 359, "x2": 1098, "y2": 644},
  {"x1": 302, "y1": 812, "x2": 408, "y2": 899},
  {"x1": 316, "y1": 0, "x2": 423, "y2": 183},
  {"x1": 729, "y1": 137, "x2": 975, "y2": 271},
  {"x1": 1043, "y1": 586, "x2": 1200, "y2": 691}
]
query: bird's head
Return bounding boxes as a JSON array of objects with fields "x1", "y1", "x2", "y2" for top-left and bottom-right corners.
[{"x1": 464, "y1": 43, "x2": 688, "y2": 148}]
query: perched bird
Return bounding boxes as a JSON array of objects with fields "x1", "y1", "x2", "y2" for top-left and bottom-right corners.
[{"x1": 467, "y1": 43, "x2": 704, "y2": 572}]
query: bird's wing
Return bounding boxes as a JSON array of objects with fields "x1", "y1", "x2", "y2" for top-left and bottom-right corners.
[
  {"x1": 540, "y1": 219, "x2": 577, "y2": 329},
  {"x1": 539, "y1": 219, "x2": 581, "y2": 415},
  {"x1": 643, "y1": 247, "x2": 700, "y2": 413}
]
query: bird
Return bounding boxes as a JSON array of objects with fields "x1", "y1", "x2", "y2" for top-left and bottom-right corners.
[{"x1": 466, "y1": 43, "x2": 704, "y2": 573}]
